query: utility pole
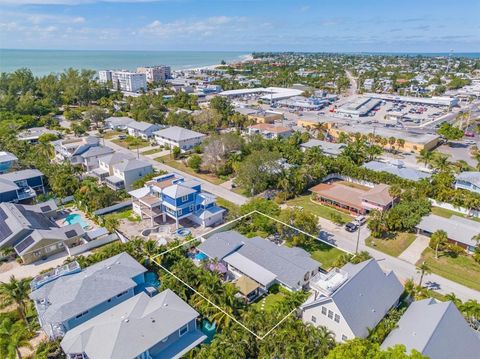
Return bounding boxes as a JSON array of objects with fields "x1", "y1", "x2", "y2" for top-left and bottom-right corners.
[{"x1": 355, "y1": 225, "x2": 361, "y2": 254}]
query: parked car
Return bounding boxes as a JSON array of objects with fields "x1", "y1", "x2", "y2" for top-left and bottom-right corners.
[
  {"x1": 464, "y1": 131, "x2": 475, "y2": 137},
  {"x1": 354, "y1": 215, "x2": 367, "y2": 226},
  {"x1": 345, "y1": 222, "x2": 359, "y2": 232}
]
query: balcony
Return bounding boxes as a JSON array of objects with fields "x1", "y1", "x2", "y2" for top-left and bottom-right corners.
[
  {"x1": 310, "y1": 268, "x2": 348, "y2": 296},
  {"x1": 105, "y1": 176, "x2": 125, "y2": 190},
  {"x1": 16, "y1": 187, "x2": 37, "y2": 200},
  {"x1": 31, "y1": 261, "x2": 81, "y2": 290}
]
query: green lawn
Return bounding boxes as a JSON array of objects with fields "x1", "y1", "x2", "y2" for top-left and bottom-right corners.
[
  {"x1": 366, "y1": 232, "x2": 417, "y2": 257},
  {"x1": 141, "y1": 148, "x2": 162, "y2": 155},
  {"x1": 103, "y1": 130, "x2": 123, "y2": 139},
  {"x1": 155, "y1": 155, "x2": 225, "y2": 185},
  {"x1": 216, "y1": 198, "x2": 239, "y2": 213},
  {"x1": 303, "y1": 240, "x2": 345, "y2": 270},
  {"x1": 251, "y1": 292, "x2": 286, "y2": 313},
  {"x1": 103, "y1": 209, "x2": 141, "y2": 222},
  {"x1": 431, "y1": 206, "x2": 480, "y2": 223},
  {"x1": 418, "y1": 247, "x2": 480, "y2": 292},
  {"x1": 112, "y1": 136, "x2": 150, "y2": 149},
  {"x1": 286, "y1": 195, "x2": 353, "y2": 224}
]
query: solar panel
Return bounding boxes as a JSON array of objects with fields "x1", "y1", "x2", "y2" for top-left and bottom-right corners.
[
  {"x1": 17, "y1": 205, "x2": 54, "y2": 230},
  {"x1": 40, "y1": 205, "x2": 51, "y2": 212},
  {"x1": 15, "y1": 235, "x2": 35, "y2": 253},
  {"x1": 65, "y1": 230, "x2": 77, "y2": 238},
  {"x1": 0, "y1": 207, "x2": 7, "y2": 220},
  {"x1": 0, "y1": 208, "x2": 13, "y2": 243}
]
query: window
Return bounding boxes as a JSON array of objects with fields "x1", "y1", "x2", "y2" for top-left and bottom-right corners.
[
  {"x1": 161, "y1": 336, "x2": 169, "y2": 343},
  {"x1": 189, "y1": 204, "x2": 194, "y2": 212},
  {"x1": 179, "y1": 324, "x2": 188, "y2": 337},
  {"x1": 341, "y1": 335, "x2": 348, "y2": 341},
  {"x1": 321, "y1": 307, "x2": 327, "y2": 315},
  {"x1": 334, "y1": 314, "x2": 340, "y2": 323},
  {"x1": 311, "y1": 316, "x2": 317, "y2": 323},
  {"x1": 117, "y1": 290, "x2": 128, "y2": 298},
  {"x1": 328, "y1": 310, "x2": 333, "y2": 319},
  {"x1": 75, "y1": 311, "x2": 88, "y2": 319},
  {"x1": 182, "y1": 195, "x2": 189, "y2": 202},
  {"x1": 177, "y1": 208, "x2": 182, "y2": 216}
]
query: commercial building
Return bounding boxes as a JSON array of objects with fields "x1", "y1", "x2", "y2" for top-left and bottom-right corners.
[
  {"x1": 112, "y1": 71, "x2": 147, "y2": 92},
  {"x1": 336, "y1": 97, "x2": 381, "y2": 118},
  {"x1": 416, "y1": 214, "x2": 480, "y2": 253},
  {"x1": 198, "y1": 230, "x2": 319, "y2": 293},
  {"x1": 365, "y1": 93, "x2": 459, "y2": 107},
  {"x1": 329, "y1": 124, "x2": 441, "y2": 153},
  {"x1": 309, "y1": 179, "x2": 396, "y2": 215},
  {"x1": 0, "y1": 169, "x2": 45, "y2": 203},
  {"x1": 247, "y1": 123, "x2": 293, "y2": 139},
  {"x1": 454, "y1": 171, "x2": 480, "y2": 194},
  {"x1": 301, "y1": 259, "x2": 403, "y2": 342},
  {"x1": 153, "y1": 126, "x2": 206, "y2": 151},
  {"x1": 98, "y1": 70, "x2": 113, "y2": 83},
  {"x1": 246, "y1": 110, "x2": 284, "y2": 124},
  {"x1": 129, "y1": 173, "x2": 225, "y2": 228},
  {"x1": 381, "y1": 298, "x2": 480, "y2": 358},
  {"x1": 219, "y1": 87, "x2": 304, "y2": 101},
  {"x1": 276, "y1": 96, "x2": 329, "y2": 110},
  {"x1": 30, "y1": 252, "x2": 147, "y2": 339},
  {"x1": 61, "y1": 289, "x2": 206, "y2": 359},
  {"x1": 137, "y1": 65, "x2": 171, "y2": 83}
]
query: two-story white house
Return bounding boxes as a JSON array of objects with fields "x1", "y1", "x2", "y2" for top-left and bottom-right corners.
[
  {"x1": 127, "y1": 121, "x2": 162, "y2": 139},
  {"x1": 104, "y1": 158, "x2": 153, "y2": 191},
  {"x1": 153, "y1": 126, "x2": 206, "y2": 151},
  {"x1": 300, "y1": 259, "x2": 403, "y2": 342}
]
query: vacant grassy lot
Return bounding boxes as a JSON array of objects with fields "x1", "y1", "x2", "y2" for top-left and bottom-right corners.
[
  {"x1": 112, "y1": 136, "x2": 150, "y2": 149},
  {"x1": 252, "y1": 292, "x2": 286, "y2": 313},
  {"x1": 155, "y1": 155, "x2": 225, "y2": 185},
  {"x1": 141, "y1": 148, "x2": 162, "y2": 155},
  {"x1": 286, "y1": 195, "x2": 353, "y2": 224},
  {"x1": 431, "y1": 206, "x2": 480, "y2": 223},
  {"x1": 103, "y1": 130, "x2": 123, "y2": 139},
  {"x1": 366, "y1": 232, "x2": 417, "y2": 257},
  {"x1": 103, "y1": 209, "x2": 141, "y2": 223},
  {"x1": 417, "y1": 247, "x2": 480, "y2": 292}
]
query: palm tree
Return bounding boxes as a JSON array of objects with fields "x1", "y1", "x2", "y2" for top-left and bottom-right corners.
[
  {"x1": 445, "y1": 292, "x2": 462, "y2": 306},
  {"x1": 417, "y1": 149, "x2": 434, "y2": 168},
  {"x1": 0, "y1": 276, "x2": 31, "y2": 326},
  {"x1": 416, "y1": 261, "x2": 431, "y2": 287},
  {"x1": 0, "y1": 319, "x2": 32, "y2": 359},
  {"x1": 430, "y1": 230, "x2": 448, "y2": 259}
]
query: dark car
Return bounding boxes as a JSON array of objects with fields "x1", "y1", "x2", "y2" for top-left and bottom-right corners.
[{"x1": 345, "y1": 222, "x2": 359, "y2": 232}]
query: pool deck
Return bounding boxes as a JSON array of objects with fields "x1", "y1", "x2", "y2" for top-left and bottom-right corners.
[{"x1": 55, "y1": 208, "x2": 96, "y2": 231}]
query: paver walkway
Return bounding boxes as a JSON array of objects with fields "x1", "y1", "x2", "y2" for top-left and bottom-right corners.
[{"x1": 398, "y1": 234, "x2": 430, "y2": 264}]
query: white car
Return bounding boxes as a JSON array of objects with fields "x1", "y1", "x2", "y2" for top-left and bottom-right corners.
[{"x1": 354, "y1": 215, "x2": 367, "y2": 226}]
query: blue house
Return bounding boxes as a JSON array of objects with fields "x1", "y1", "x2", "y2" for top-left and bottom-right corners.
[
  {"x1": 129, "y1": 173, "x2": 225, "y2": 228},
  {"x1": 0, "y1": 169, "x2": 44, "y2": 203},
  {"x1": 61, "y1": 289, "x2": 206, "y2": 359},
  {"x1": 455, "y1": 172, "x2": 480, "y2": 194},
  {"x1": 29, "y1": 252, "x2": 147, "y2": 339},
  {"x1": 0, "y1": 151, "x2": 17, "y2": 173}
]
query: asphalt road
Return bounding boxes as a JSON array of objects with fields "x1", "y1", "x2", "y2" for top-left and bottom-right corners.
[{"x1": 103, "y1": 138, "x2": 249, "y2": 206}]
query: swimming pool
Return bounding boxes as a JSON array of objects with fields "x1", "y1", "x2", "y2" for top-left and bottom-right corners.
[
  {"x1": 195, "y1": 252, "x2": 208, "y2": 261},
  {"x1": 64, "y1": 213, "x2": 89, "y2": 229}
]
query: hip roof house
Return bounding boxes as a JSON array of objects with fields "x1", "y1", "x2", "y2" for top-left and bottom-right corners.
[
  {"x1": 0, "y1": 169, "x2": 44, "y2": 203},
  {"x1": 61, "y1": 289, "x2": 206, "y2": 359},
  {"x1": 30, "y1": 252, "x2": 147, "y2": 339}
]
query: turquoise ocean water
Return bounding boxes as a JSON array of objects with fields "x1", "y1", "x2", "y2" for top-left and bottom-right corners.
[{"x1": 0, "y1": 49, "x2": 249, "y2": 76}]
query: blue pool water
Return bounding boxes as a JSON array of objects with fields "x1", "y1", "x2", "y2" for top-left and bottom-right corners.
[
  {"x1": 195, "y1": 252, "x2": 208, "y2": 261},
  {"x1": 64, "y1": 213, "x2": 88, "y2": 229},
  {"x1": 145, "y1": 272, "x2": 160, "y2": 288}
]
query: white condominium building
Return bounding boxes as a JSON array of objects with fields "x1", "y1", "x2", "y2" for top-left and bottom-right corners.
[
  {"x1": 98, "y1": 70, "x2": 113, "y2": 83},
  {"x1": 136, "y1": 65, "x2": 172, "y2": 83},
  {"x1": 112, "y1": 71, "x2": 147, "y2": 92}
]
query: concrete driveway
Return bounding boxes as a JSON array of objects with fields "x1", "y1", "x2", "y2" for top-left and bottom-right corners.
[{"x1": 398, "y1": 234, "x2": 430, "y2": 264}]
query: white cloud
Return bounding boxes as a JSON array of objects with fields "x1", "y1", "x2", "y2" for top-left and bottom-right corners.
[{"x1": 140, "y1": 16, "x2": 246, "y2": 38}]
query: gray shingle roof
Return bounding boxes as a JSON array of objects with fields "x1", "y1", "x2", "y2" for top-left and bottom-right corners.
[
  {"x1": 61, "y1": 290, "x2": 204, "y2": 359},
  {"x1": 113, "y1": 159, "x2": 152, "y2": 172},
  {"x1": 127, "y1": 121, "x2": 159, "y2": 132},
  {"x1": 153, "y1": 126, "x2": 205, "y2": 142},
  {"x1": 0, "y1": 151, "x2": 17, "y2": 163},
  {"x1": 98, "y1": 152, "x2": 134, "y2": 166},
  {"x1": 199, "y1": 231, "x2": 319, "y2": 290},
  {"x1": 302, "y1": 259, "x2": 403, "y2": 337},
  {"x1": 105, "y1": 117, "x2": 135, "y2": 126},
  {"x1": 0, "y1": 169, "x2": 43, "y2": 182},
  {"x1": 362, "y1": 160, "x2": 431, "y2": 181},
  {"x1": 416, "y1": 214, "x2": 480, "y2": 248},
  {"x1": 162, "y1": 184, "x2": 196, "y2": 199},
  {"x1": 456, "y1": 171, "x2": 480, "y2": 187},
  {"x1": 381, "y1": 298, "x2": 480, "y2": 358},
  {"x1": 80, "y1": 146, "x2": 114, "y2": 159},
  {"x1": 300, "y1": 140, "x2": 345, "y2": 156},
  {"x1": 29, "y1": 252, "x2": 147, "y2": 324}
]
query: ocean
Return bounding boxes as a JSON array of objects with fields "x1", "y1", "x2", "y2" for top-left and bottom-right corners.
[{"x1": 0, "y1": 49, "x2": 250, "y2": 76}]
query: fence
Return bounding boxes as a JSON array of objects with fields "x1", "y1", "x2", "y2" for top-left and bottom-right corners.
[
  {"x1": 93, "y1": 200, "x2": 133, "y2": 216},
  {"x1": 429, "y1": 198, "x2": 480, "y2": 218},
  {"x1": 66, "y1": 233, "x2": 120, "y2": 256}
]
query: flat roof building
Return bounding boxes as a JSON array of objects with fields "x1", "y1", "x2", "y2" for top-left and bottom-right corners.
[
  {"x1": 336, "y1": 97, "x2": 381, "y2": 117},
  {"x1": 365, "y1": 93, "x2": 459, "y2": 107},
  {"x1": 362, "y1": 160, "x2": 431, "y2": 182}
]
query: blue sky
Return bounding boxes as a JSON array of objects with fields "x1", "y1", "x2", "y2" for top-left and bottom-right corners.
[{"x1": 0, "y1": 0, "x2": 479, "y2": 52}]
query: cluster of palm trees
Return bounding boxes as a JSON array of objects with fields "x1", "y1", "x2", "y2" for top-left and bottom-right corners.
[{"x1": 0, "y1": 276, "x2": 36, "y2": 359}]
